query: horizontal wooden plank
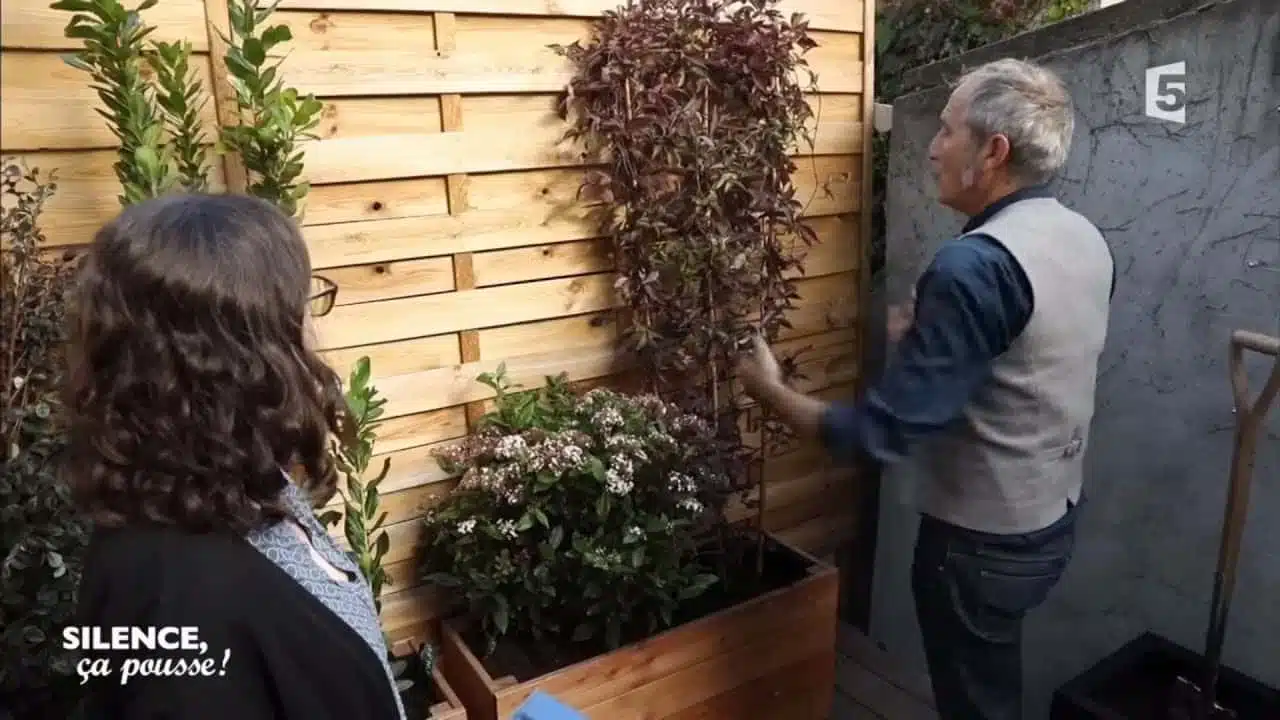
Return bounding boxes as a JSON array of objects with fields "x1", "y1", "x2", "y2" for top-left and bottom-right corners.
[
  {"x1": 1, "y1": 50, "x2": 221, "y2": 152},
  {"x1": 276, "y1": 0, "x2": 864, "y2": 34},
  {"x1": 321, "y1": 215, "x2": 857, "y2": 313},
  {"x1": 303, "y1": 176, "x2": 450, "y2": 226},
  {"x1": 3, "y1": 149, "x2": 230, "y2": 249},
  {"x1": 778, "y1": 269, "x2": 860, "y2": 341},
  {"x1": 322, "y1": 333, "x2": 461, "y2": 380},
  {"x1": 371, "y1": 338, "x2": 622, "y2": 420},
  {"x1": 320, "y1": 255, "x2": 455, "y2": 306},
  {"x1": 379, "y1": 584, "x2": 446, "y2": 643},
  {"x1": 301, "y1": 93, "x2": 862, "y2": 184},
  {"x1": 322, "y1": 311, "x2": 617, "y2": 408},
  {"x1": 478, "y1": 309, "x2": 619, "y2": 361},
  {"x1": 302, "y1": 155, "x2": 860, "y2": 269},
  {"x1": 276, "y1": 14, "x2": 862, "y2": 96},
  {"x1": 1, "y1": 0, "x2": 211, "y2": 51},
  {"x1": 360, "y1": 407, "x2": 468, "y2": 457},
  {"x1": 469, "y1": 213, "x2": 857, "y2": 292},
  {"x1": 314, "y1": 272, "x2": 615, "y2": 349},
  {"x1": 472, "y1": 237, "x2": 610, "y2": 287}
]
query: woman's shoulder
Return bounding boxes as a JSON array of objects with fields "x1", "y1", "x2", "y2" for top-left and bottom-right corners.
[
  {"x1": 87, "y1": 524, "x2": 257, "y2": 570},
  {"x1": 79, "y1": 525, "x2": 276, "y2": 625}
]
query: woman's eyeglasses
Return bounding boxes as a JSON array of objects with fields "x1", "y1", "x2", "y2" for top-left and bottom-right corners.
[{"x1": 309, "y1": 276, "x2": 338, "y2": 317}]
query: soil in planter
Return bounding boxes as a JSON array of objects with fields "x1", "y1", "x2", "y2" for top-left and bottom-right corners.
[{"x1": 465, "y1": 533, "x2": 814, "y2": 683}]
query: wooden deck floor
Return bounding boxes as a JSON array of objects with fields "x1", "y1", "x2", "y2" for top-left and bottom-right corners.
[{"x1": 831, "y1": 624, "x2": 938, "y2": 719}]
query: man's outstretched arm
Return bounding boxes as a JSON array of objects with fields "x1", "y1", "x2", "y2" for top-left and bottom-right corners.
[{"x1": 736, "y1": 237, "x2": 1032, "y2": 466}]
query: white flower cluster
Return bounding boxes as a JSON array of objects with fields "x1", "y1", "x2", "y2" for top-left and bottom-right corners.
[
  {"x1": 592, "y1": 405, "x2": 626, "y2": 431},
  {"x1": 494, "y1": 434, "x2": 529, "y2": 460},
  {"x1": 677, "y1": 497, "x2": 704, "y2": 514},
  {"x1": 667, "y1": 471, "x2": 697, "y2": 493},
  {"x1": 606, "y1": 452, "x2": 635, "y2": 495}
]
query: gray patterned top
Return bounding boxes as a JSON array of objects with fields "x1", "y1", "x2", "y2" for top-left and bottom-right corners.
[{"x1": 245, "y1": 477, "x2": 407, "y2": 720}]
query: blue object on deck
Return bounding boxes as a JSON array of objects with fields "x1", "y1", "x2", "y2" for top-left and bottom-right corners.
[{"x1": 511, "y1": 690, "x2": 587, "y2": 720}]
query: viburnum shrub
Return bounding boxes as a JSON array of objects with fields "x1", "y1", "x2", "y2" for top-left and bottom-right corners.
[
  {"x1": 550, "y1": 0, "x2": 820, "y2": 493},
  {"x1": 420, "y1": 366, "x2": 735, "y2": 656}
]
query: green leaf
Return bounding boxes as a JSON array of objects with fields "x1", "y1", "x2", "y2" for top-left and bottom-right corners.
[
  {"x1": 679, "y1": 573, "x2": 719, "y2": 600},
  {"x1": 516, "y1": 512, "x2": 534, "y2": 532},
  {"x1": 261, "y1": 23, "x2": 292, "y2": 48},
  {"x1": 586, "y1": 455, "x2": 607, "y2": 481},
  {"x1": 493, "y1": 595, "x2": 510, "y2": 635}
]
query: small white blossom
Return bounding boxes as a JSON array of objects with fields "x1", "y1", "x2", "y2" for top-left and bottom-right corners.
[
  {"x1": 625, "y1": 525, "x2": 644, "y2": 542},
  {"x1": 456, "y1": 519, "x2": 476, "y2": 535},
  {"x1": 593, "y1": 406, "x2": 625, "y2": 430},
  {"x1": 668, "y1": 472, "x2": 696, "y2": 493},
  {"x1": 494, "y1": 435, "x2": 528, "y2": 460},
  {"x1": 606, "y1": 469, "x2": 633, "y2": 496},
  {"x1": 496, "y1": 519, "x2": 518, "y2": 539},
  {"x1": 678, "y1": 498, "x2": 703, "y2": 514}
]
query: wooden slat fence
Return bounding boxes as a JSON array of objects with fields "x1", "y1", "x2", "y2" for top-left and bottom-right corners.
[{"x1": 1, "y1": 0, "x2": 873, "y2": 644}]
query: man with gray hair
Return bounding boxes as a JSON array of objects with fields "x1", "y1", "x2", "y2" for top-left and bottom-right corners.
[{"x1": 736, "y1": 58, "x2": 1114, "y2": 718}]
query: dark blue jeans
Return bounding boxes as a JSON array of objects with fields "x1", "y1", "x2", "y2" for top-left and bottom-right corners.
[{"x1": 911, "y1": 500, "x2": 1079, "y2": 720}]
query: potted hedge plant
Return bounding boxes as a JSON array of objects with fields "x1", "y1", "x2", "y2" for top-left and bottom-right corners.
[
  {"x1": 318, "y1": 358, "x2": 467, "y2": 720},
  {"x1": 423, "y1": 1, "x2": 841, "y2": 717}
]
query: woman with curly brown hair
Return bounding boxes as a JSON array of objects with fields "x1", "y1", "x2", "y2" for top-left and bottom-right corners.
[{"x1": 66, "y1": 193, "x2": 406, "y2": 720}]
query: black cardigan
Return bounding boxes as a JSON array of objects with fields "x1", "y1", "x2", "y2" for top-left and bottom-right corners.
[{"x1": 74, "y1": 525, "x2": 403, "y2": 719}]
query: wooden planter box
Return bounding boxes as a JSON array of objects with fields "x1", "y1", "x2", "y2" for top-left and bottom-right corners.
[
  {"x1": 390, "y1": 637, "x2": 469, "y2": 720},
  {"x1": 439, "y1": 532, "x2": 839, "y2": 720},
  {"x1": 1049, "y1": 632, "x2": 1280, "y2": 720},
  {"x1": 426, "y1": 666, "x2": 468, "y2": 720}
]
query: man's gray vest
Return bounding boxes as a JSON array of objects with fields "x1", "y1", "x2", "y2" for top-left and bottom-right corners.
[{"x1": 918, "y1": 197, "x2": 1114, "y2": 535}]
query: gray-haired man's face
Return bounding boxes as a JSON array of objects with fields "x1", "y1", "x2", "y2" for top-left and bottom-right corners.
[{"x1": 929, "y1": 93, "x2": 982, "y2": 209}]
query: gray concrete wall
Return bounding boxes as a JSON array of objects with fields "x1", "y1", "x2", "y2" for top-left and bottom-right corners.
[{"x1": 871, "y1": 0, "x2": 1280, "y2": 715}]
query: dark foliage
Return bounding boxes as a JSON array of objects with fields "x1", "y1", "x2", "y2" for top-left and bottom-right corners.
[
  {"x1": 551, "y1": 0, "x2": 822, "y2": 510},
  {"x1": 1, "y1": 159, "x2": 90, "y2": 718}
]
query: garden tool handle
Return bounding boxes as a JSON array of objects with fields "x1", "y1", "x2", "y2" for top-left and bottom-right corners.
[
  {"x1": 1201, "y1": 329, "x2": 1280, "y2": 717},
  {"x1": 1231, "y1": 329, "x2": 1280, "y2": 357},
  {"x1": 1228, "y1": 330, "x2": 1280, "y2": 418}
]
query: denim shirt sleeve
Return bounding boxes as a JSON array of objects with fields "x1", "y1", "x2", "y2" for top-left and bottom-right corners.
[{"x1": 819, "y1": 235, "x2": 1034, "y2": 465}]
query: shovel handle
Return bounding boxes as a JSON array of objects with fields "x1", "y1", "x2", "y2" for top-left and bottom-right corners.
[
  {"x1": 1232, "y1": 330, "x2": 1279, "y2": 357},
  {"x1": 1229, "y1": 330, "x2": 1280, "y2": 418}
]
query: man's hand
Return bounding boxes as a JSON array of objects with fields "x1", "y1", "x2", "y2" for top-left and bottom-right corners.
[
  {"x1": 735, "y1": 333, "x2": 783, "y2": 399},
  {"x1": 735, "y1": 332, "x2": 829, "y2": 441},
  {"x1": 887, "y1": 287, "x2": 916, "y2": 344}
]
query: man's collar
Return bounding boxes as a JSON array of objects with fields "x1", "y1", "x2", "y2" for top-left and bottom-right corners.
[{"x1": 962, "y1": 184, "x2": 1053, "y2": 233}]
